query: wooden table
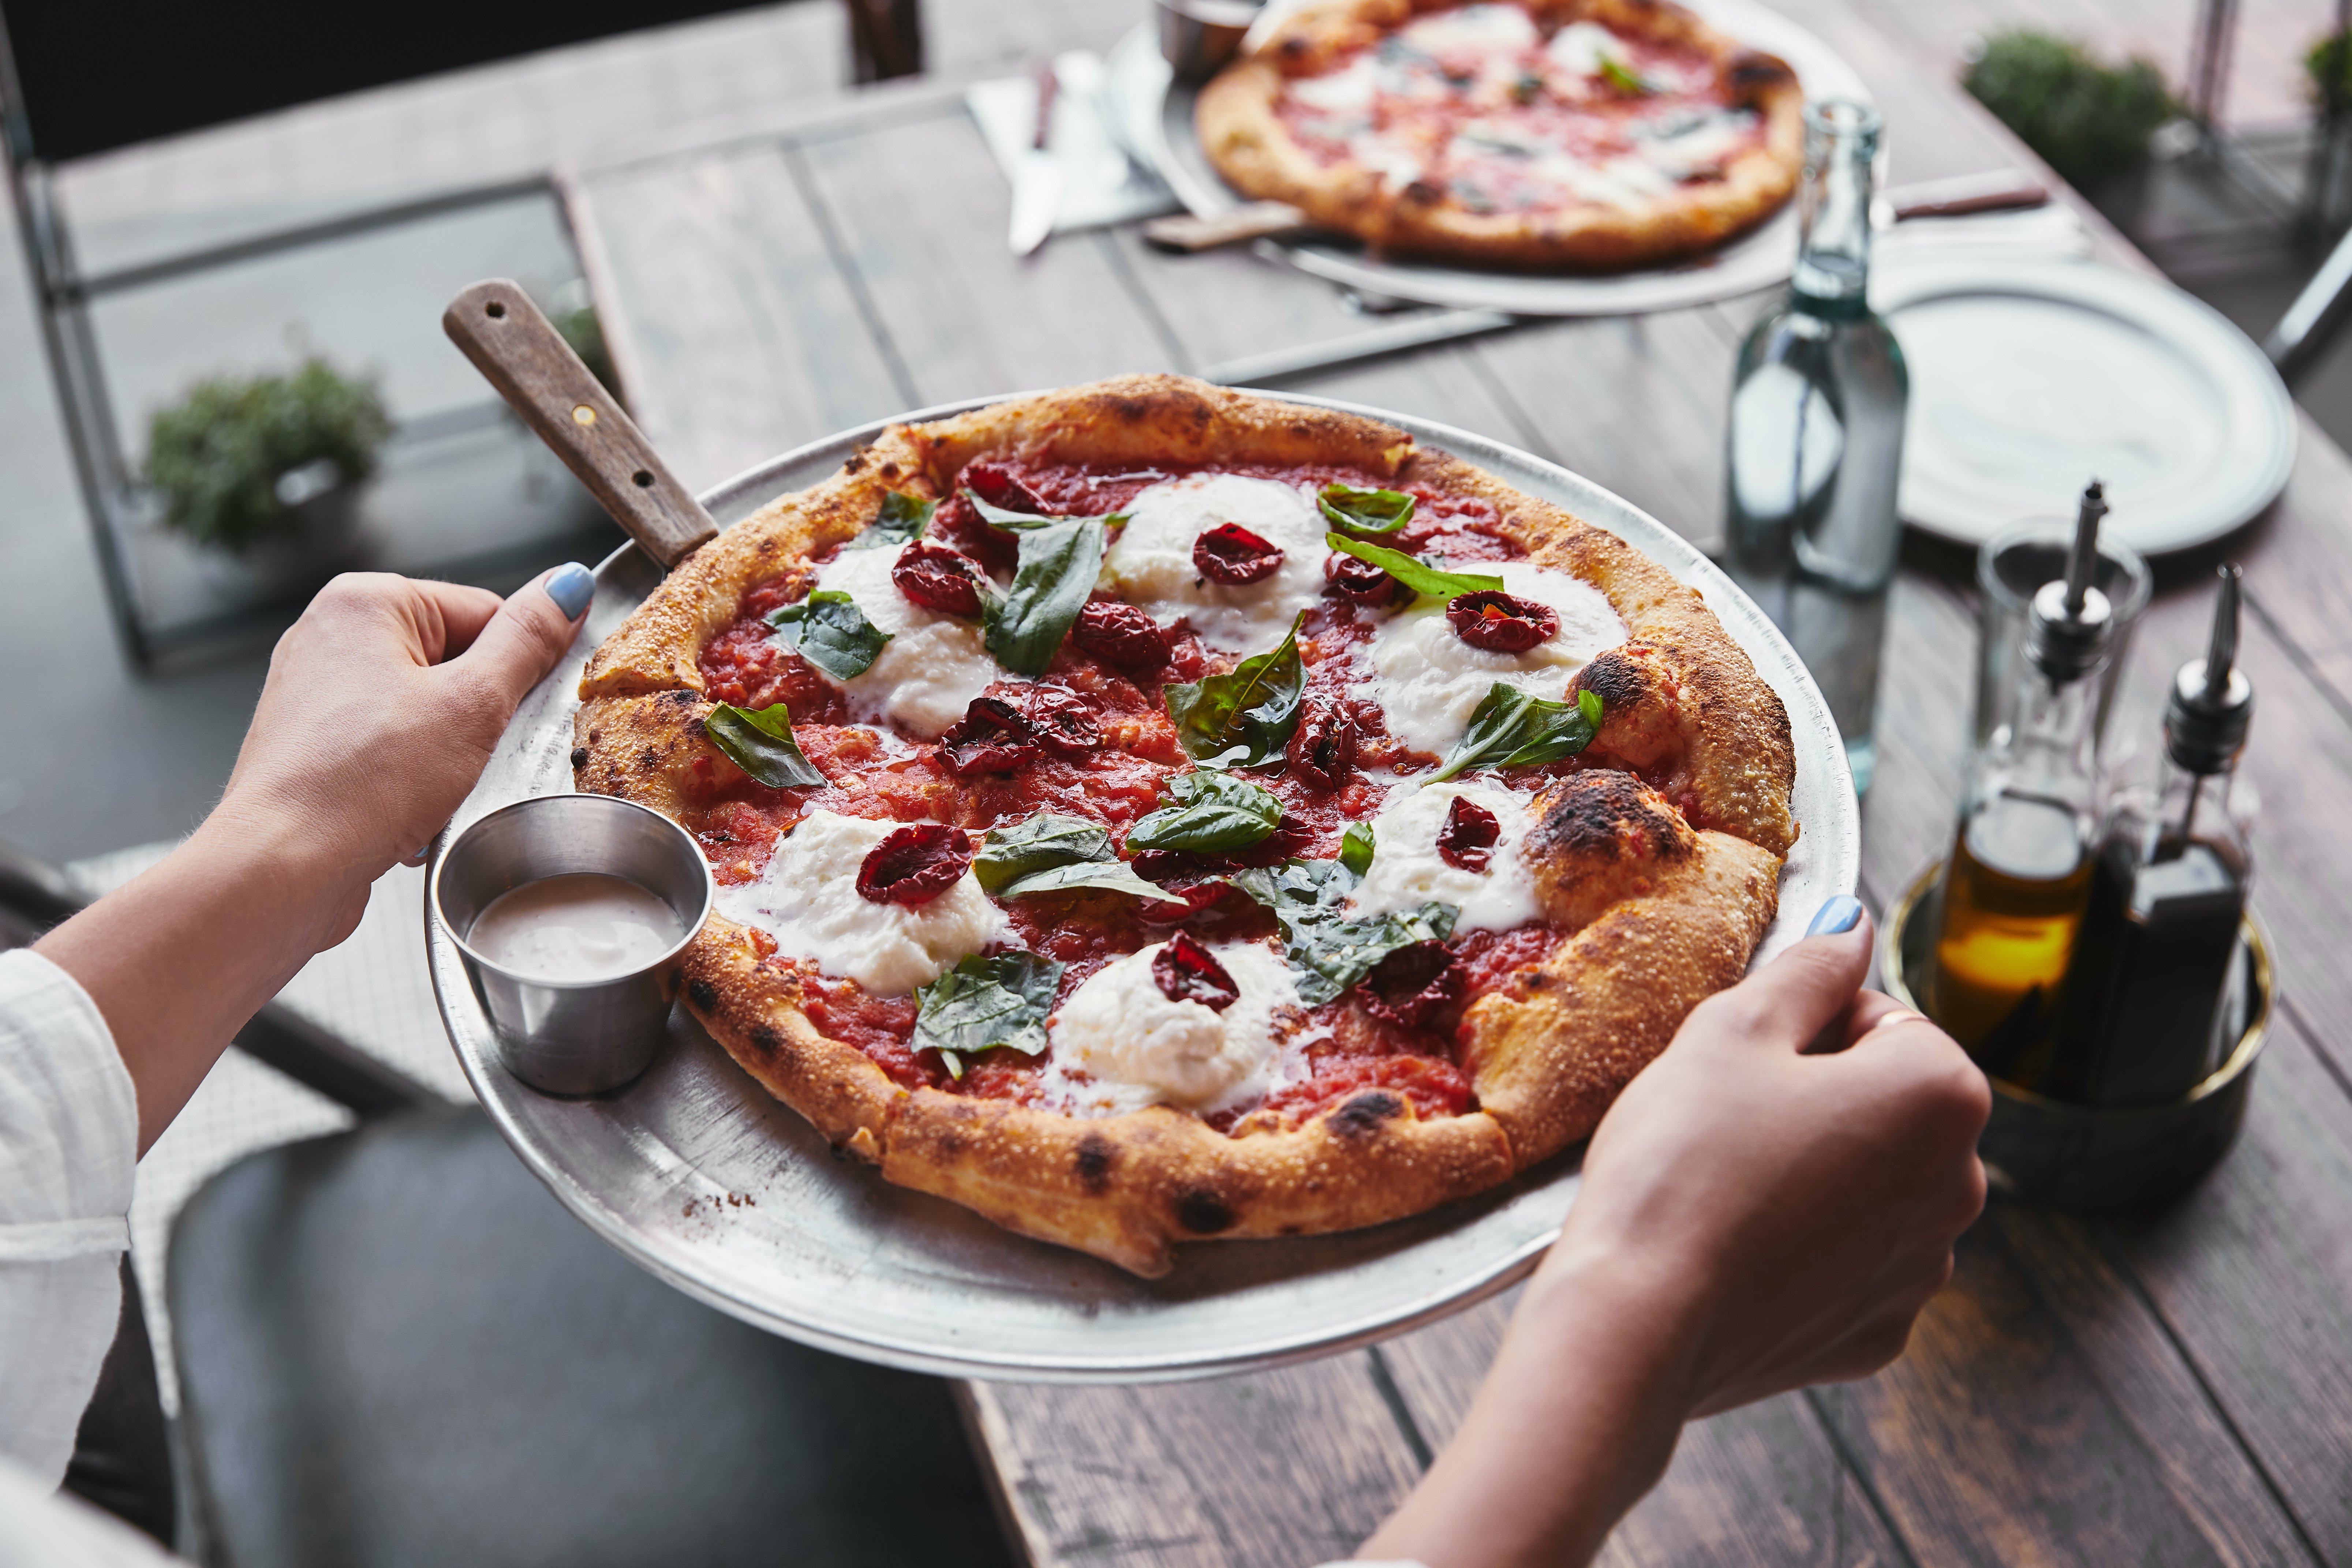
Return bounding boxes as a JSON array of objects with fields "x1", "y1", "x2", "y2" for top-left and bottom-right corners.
[{"x1": 561, "y1": 4, "x2": 2352, "y2": 1561}]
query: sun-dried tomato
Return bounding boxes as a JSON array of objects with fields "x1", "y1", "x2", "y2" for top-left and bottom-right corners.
[
  {"x1": 1362, "y1": 939, "x2": 1464, "y2": 1029},
  {"x1": 1323, "y1": 550, "x2": 1407, "y2": 607},
  {"x1": 891, "y1": 540, "x2": 986, "y2": 617},
  {"x1": 1286, "y1": 699, "x2": 1356, "y2": 790},
  {"x1": 1131, "y1": 849, "x2": 1232, "y2": 924},
  {"x1": 1153, "y1": 932, "x2": 1240, "y2": 1011},
  {"x1": 1447, "y1": 590, "x2": 1559, "y2": 652},
  {"x1": 1021, "y1": 685, "x2": 1102, "y2": 756},
  {"x1": 960, "y1": 459, "x2": 1053, "y2": 517},
  {"x1": 1070, "y1": 600, "x2": 1170, "y2": 670},
  {"x1": 937, "y1": 697, "x2": 1038, "y2": 775},
  {"x1": 1192, "y1": 523, "x2": 1285, "y2": 585},
  {"x1": 1436, "y1": 795, "x2": 1500, "y2": 872},
  {"x1": 855, "y1": 823, "x2": 971, "y2": 906}
]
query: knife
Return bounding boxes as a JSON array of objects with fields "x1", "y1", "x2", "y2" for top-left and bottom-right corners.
[{"x1": 1007, "y1": 61, "x2": 1066, "y2": 257}]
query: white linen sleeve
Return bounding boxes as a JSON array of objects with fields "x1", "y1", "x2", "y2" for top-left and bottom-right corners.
[{"x1": 0, "y1": 949, "x2": 138, "y2": 1486}]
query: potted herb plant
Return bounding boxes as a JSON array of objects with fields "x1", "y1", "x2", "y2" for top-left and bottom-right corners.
[
  {"x1": 1963, "y1": 30, "x2": 2177, "y2": 221},
  {"x1": 144, "y1": 357, "x2": 394, "y2": 585}
]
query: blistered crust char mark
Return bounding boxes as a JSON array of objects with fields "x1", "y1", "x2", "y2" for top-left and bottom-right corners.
[
  {"x1": 571, "y1": 691, "x2": 725, "y2": 819},
  {"x1": 1470, "y1": 827, "x2": 1781, "y2": 1167},
  {"x1": 879, "y1": 1091, "x2": 1515, "y2": 1277},
  {"x1": 1525, "y1": 768, "x2": 1697, "y2": 932},
  {"x1": 579, "y1": 425, "x2": 936, "y2": 701},
  {"x1": 1196, "y1": 0, "x2": 1806, "y2": 272}
]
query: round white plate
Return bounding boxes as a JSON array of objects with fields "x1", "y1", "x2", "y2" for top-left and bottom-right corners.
[
  {"x1": 1107, "y1": 0, "x2": 1871, "y2": 317},
  {"x1": 428, "y1": 392, "x2": 1859, "y2": 1382},
  {"x1": 1877, "y1": 254, "x2": 2296, "y2": 554}
]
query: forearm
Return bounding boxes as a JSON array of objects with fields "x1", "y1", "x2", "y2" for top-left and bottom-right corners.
[
  {"x1": 1360, "y1": 1254, "x2": 1699, "y2": 1568},
  {"x1": 34, "y1": 801, "x2": 361, "y2": 1153}
]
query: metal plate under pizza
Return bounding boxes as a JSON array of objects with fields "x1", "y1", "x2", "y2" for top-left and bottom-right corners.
[
  {"x1": 426, "y1": 392, "x2": 1861, "y2": 1383},
  {"x1": 1876, "y1": 254, "x2": 2296, "y2": 555},
  {"x1": 1105, "y1": 0, "x2": 1870, "y2": 318}
]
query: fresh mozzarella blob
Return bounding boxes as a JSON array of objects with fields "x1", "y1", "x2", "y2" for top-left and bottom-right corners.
[
  {"x1": 469, "y1": 873, "x2": 683, "y2": 981},
  {"x1": 811, "y1": 546, "x2": 1001, "y2": 738},
  {"x1": 1349, "y1": 134, "x2": 1428, "y2": 191},
  {"x1": 1348, "y1": 778, "x2": 1542, "y2": 933},
  {"x1": 1290, "y1": 53, "x2": 1380, "y2": 112},
  {"x1": 1045, "y1": 940, "x2": 1298, "y2": 1116},
  {"x1": 713, "y1": 810, "x2": 1003, "y2": 995},
  {"x1": 1371, "y1": 561, "x2": 1626, "y2": 754},
  {"x1": 1545, "y1": 20, "x2": 1622, "y2": 76},
  {"x1": 1636, "y1": 111, "x2": 1758, "y2": 179},
  {"x1": 1100, "y1": 474, "x2": 1332, "y2": 652},
  {"x1": 1400, "y1": 4, "x2": 1539, "y2": 56},
  {"x1": 1529, "y1": 152, "x2": 1676, "y2": 210}
]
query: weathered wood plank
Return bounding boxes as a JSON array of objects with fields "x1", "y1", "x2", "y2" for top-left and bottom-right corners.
[
  {"x1": 570, "y1": 145, "x2": 909, "y2": 491},
  {"x1": 1109, "y1": 226, "x2": 1414, "y2": 375},
  {"x1": 965, "y1": 1355, "x2": 1424, "y2": 1568},
  {"x1": 1284, "y1": 341, "x2": 1543, "y2": 452},
  {"x1": 794, "y1": 114, "x2": 1180, "y2": 405}
]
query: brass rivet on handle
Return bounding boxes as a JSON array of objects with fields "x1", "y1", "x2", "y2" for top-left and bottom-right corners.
[{"x1": 572, "y1": 405, "x2": 597, "y2": 427}]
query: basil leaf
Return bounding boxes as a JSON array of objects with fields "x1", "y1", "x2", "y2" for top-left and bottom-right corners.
[
  {"x1": 1324, "y1": 532, "x2": 1503, "y2": 603},
  {"x1": 965, "y1": 491, "x2": 1131, "y2": 534},
  {"x1": 912, "y1": 951, "x2": 1065, "y2": 1074},
  {"x1": 1162, "y1": 611, "x2": 1306, "y2": 768},
  {"x1": 973, "y1": 813, "x2": 1168, "y2": 902},
  {"x1": 983, "y1": 517, "x2": 1105, "y2": 676},
  {"x1": 1317, "y1": 482, "x2": 1416, "y2": 535},
  {"x1": 845, "y1": 491, "x2": 935, "y2": 550},
  {"x1": 1598, "y1": 56, "x2": 1655, "y2": 95},
  {"x1": 1340, "y1": 821, "x2": 1376, "y2": 877},
  {"x1": 1430, "y1": 683, "x2": 1604, "y2": 783},
  {"x1": 766, "y1": 589, "x2": 891, "y2": 681},
  {"x1": 1230, "y1": 859, "x2": 1458, "y2": 1005},
  {"x1": 703, "y1": 701, "x2": 827, "y2": 789},
  {"x1": 1126, "y1": 770, "x2": 1283, "y2": 853}
]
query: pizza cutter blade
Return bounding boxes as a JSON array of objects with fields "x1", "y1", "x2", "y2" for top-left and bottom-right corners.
[{"x1": 442, "y1": 278, "x2": 718, "y2": 572}]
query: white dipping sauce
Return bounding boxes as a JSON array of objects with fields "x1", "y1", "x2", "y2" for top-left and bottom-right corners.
[{"x1": 469, "y1": 873, "x2": 683, "y2": 982}]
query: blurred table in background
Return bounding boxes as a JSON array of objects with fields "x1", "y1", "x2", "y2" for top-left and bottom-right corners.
[{"x1": 559, "y1": 0, "x2": 2352, "y2": 1561}]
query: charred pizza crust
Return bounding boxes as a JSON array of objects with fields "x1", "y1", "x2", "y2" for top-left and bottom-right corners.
[
  {"x1": 1196, "y1": 0, "x2": 1805, "y2": 271},
  {"x1": 575, "y1": 374, "x2": 1794, "y2": 1276}
]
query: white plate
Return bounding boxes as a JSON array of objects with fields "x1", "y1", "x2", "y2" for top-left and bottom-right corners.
[
  {"x1": 428, "y1": 392, "x2": 1859, "y2": 1382},
  {"x1": 1107, "y1": 0, "x2": 1871, "y2": 317},
  {"x1": 1877, "y1": 254, "x2": 2296, "y2": 554}
]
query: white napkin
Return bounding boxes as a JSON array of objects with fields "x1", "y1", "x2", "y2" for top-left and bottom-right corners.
[{"x1": 967, "y1": 50, "x2": 1181, "y2": 237}]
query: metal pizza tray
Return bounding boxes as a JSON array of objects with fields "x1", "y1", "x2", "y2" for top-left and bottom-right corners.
[
  {"x1": 426, "y1": 391, "x2": 1861, "y2": 1383},
  {"x1": 1102, "y1": 0, "x2": 1871, "y2": 318}
]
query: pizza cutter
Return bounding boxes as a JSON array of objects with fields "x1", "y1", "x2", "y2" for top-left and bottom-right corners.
[{"x1": 442, "y1": 278, "x2": 718, "y2": 572}]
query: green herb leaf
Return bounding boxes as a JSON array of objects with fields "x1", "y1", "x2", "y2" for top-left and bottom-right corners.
[
  {"x1": 766, "y1": 589, "x2": 891, "y2": 681},
  {"x1": 703, "y1": 701, "x2": 827, "y2": 789},
  {"x1": 983, "y1": 517, "x2": 1105, "y2": 676},
  {"x1": 844, "y1": 491, "x2": 935, "y2": 550},
  {"x1": 1325, "y1": 532, "x2": 1503, "y2": 603},
  {"x1": 1230, "y1": 859, "x2": 1458, "y2": 1005},
  {"x1": 973, "y1": 813, "x2": 1169, "y2": 902},
  {"x1": 1598, "y1": 55, "x2": 1654, "y2": 94},
  {"x1": 1340, "y1": 821, "x2": 1376, "y2": 877},
  {"x1": 1316, "y1": 482, "x2": 1416, "y2": 535},
  {"x1": 912, "y1": 951, "x2": 1065, "y2": 1075},
  {"x1": 964, "y1": 491, "x2": 1133, "y2": 534},
  {"x1": 1162, "y1": 612, "x2": 1307, "y2": 768},
  {"x1": 1126, "y1": 770, "x2": 1283, "y2": 854},
  {"x1": 1430, "y1": 684, "x2": 1604, "y2": 783}
]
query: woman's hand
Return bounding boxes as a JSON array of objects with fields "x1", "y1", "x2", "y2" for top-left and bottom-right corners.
[
  {"x1": 39, "y1": 565, "x2": 593, "y2": 1150},
  {"x1": 1360, "y1": 898, "x2": 1989, "y2": 1568}
]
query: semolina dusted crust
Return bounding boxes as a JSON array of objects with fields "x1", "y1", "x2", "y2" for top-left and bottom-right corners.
[
  {"x1": 1196, "y1": 0, "x2": 1805, "y2": 272},
  {"x1": 574, "y1": 374, "x2": 1793, "y2": 1276}
]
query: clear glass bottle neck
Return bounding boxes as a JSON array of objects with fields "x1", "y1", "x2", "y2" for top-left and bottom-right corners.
[
  {"x1": 1978, "y1": 667, "x2": 2103, "y2": 817},
  {"x1": 1791, "y1": 104, "x2": 1880, "y2": 317},
  {"x1": 2150, "y1": 754, "x2": 2250, "y2": 856}
]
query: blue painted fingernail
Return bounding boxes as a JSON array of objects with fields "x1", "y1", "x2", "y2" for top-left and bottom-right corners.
[
  {"x1": 546, "y1": 562, "x2": 593, "y2": 619},
  {"x1": 1807, "y1": 894, "x2": 1864, "y2": 937}
]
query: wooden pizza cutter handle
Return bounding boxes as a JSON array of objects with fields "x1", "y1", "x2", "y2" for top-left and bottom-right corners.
[{"x1": 442, "y1": 278, "x2": 717, "y2": 571}]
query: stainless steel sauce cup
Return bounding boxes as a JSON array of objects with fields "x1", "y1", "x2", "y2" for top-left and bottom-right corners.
[{"x1": 433, "y1": 794, "x2": 714, "y2": 1096}]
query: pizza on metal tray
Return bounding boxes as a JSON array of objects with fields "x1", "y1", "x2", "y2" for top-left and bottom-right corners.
[
  {"x1": 1196, "y1": 0, "x2": 1806, "y2": 271},
  {"x1": 573, "y1": 375, "x2": 1795, "y2": 1276}
]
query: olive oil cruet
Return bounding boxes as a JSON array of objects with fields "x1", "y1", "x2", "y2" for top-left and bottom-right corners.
[{"x1": 1926, "y1": 483, "x2": 2117, "y2": 1081}]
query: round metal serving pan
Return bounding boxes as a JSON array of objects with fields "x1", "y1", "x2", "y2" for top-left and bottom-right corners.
[
  {"x1": 1109, "y1": 0, "x2": 1871, "y2": 318},
  {"x1": 426, "y1": 390, "x2": 1861, "y2": 1383}
]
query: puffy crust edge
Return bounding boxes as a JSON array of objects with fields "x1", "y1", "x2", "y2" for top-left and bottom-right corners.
[
  {"x1": 1470, "y1": 828, "x2": 1781, "y2": 1165},
  {"x1": 1197, "y1": 0, "x2": 1805, "y2": 272}
]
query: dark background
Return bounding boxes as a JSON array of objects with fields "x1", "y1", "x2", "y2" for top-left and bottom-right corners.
[{"x1": 1, "y1": 1, "x2": 780, "y2": 160}]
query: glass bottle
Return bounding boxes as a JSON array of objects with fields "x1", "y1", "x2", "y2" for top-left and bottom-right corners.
[
  {"x1": 1724, "y1": 100, "x2": 1909, "y2": 795},
  {"x1": 2052, "y1": 566, "x2": 2255, "y2": 1107},
  {"x1": 1926, "y1": 486, "x2": 2115, "y2": 1083}
]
